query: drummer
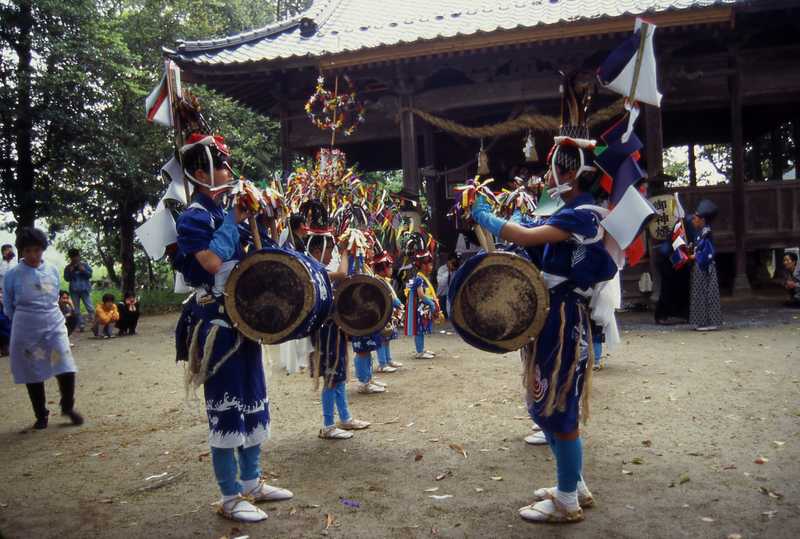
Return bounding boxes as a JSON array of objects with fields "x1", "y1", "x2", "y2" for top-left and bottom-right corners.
[
  {"x1": 472, "y1": 137, "x2": 617, "y2": 524},
  {"x1": 306, "y1": 230, "x2": 371, "y2": 439},
  {"x1": 172, "y1": 133, "x2": 292, "y2": 523}
]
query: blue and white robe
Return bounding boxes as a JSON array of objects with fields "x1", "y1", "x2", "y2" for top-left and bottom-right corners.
[
  {"x1": 174, "y1": 193, "x2": 270, "y2": 449},
  {"x1": 521, "y1": 193, "x2": 617, "y2": 433}
]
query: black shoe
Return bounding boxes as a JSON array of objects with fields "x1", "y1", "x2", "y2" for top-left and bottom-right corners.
[
  {"x1": 64, "y1": 410, "x2": 84, "y2": 426},
  {"x1": 33, "y1": 412, "x2": 50, "y2": 430}
]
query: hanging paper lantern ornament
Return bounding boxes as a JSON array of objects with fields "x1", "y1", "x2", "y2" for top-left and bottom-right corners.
[
  {"x1": 305, "y1": 74, "x2": 366, "y2": 137},
  {"x1": 523, "y1": 130, "x2": 538, "y2": 163},
  {"x1": 477, "y1": 138, "x2": 490, "y2": 176}
]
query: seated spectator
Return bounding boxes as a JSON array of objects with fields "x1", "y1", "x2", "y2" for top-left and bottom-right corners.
[
  {"x1": 93, "y1": 293, "x2": 119, "y2": 338},
  {"x1": 59, "y1": 290, "x2": 78, "y2": 336},
  {"x1": 784, "y1": 253, "x2": 800, "y2": 307},
  {"x1": 117, "y1": 291, "x2": 140, "y2": 336},
  {"x1": 0, "y1": 289, "x2": 10, "y2": 356}
]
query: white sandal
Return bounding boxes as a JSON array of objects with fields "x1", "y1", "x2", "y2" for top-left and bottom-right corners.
[
  {"x1": 244, "y1": 480, "x2": 293, "y2": 502},
  {"x1": 533, "y1": 486, "x2": 595, "y2": 508},
  {"x1": 217, "y1": 496, "x2": 268, "y2": 522},
  {"x1": 319, "y1": 426, "x2": 353, "y2": 439},
  {"x1": 519, "y1": 498, "x2": 583, "y2": 523},
  {"x1": 338, "y1": 418, "x2": 370, "y2": 430}
]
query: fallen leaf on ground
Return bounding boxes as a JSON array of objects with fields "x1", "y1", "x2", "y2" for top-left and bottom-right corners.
[
  {"x1": 772, "y1": 441, "x2": 785, "y2": 447},
  {"x1": 631, "y1": 457, "x2": 644, "y2": 465},
  {"x1": 324, "y1": 513, "x2": 335, "y2": 529},
  {"x1": 424, "y1": 487, "x2": 439, "y2": 493},
  {"x1": 490, "y1": 476, "x2": 503, "y2": 481},
  {"x1": 754, "y1": 456, "x2": 769, "y2": 464},
  {"x1": 513, "y1": 416, "x2": 529, "y2": 420},
  {"x1": 700, "y1": 517, "x2": 715, "y2": 523},
  {"x1": 641, "y1": 440, "x2": 652, "y2": 447},
  {"x1": 414, "y1": 451, "x2": 423, "y2": 462},
  {"x1": 198, "y1": 451, "x2": 210, "y2": 462},
  {"x1": 475, "y1": 487, "x2": 484, "y2": 493},
  {"x1": 381, "y1": 417, "x2": 400, "y2": 425},
  {"x1": 761, "y1": 510, "x2": 778, "y2": 519},
  {"x1": 449, "y1": 443, "x2": 467, "y2": 458},
  {"x1": 428, "y1": 495, "x2": 453, "y2": 500},
  {"x1": 404, "y1": 422, "x2": 415, "y2": 428},
  {"x1": 622, "y1": 470, "x2": 633, "y2": 475},
  {"x1": 727, "y1": 534, "x2": 743, "y2": 539},
  {"x1": 721, "y1": 464, "x2": 737, "y2": 470},
  {"x1": 289, "y1": 507, "x2": 297, "y2": 515},
  {"x1": 679, "y1": 472, "x2": 690, "y2": 485},
  {"x1": 435, "y1": 471, "x2": 452, "y2": 481},
  {"x1": 758, "y1": 487, "x2": 783, "y2": 499},
  {"x1": 498, "y1": 446, "x2": 510, "y2": 451},
  {"x1": 428, "y1": 438, "x2": 440, "y2": 443}
]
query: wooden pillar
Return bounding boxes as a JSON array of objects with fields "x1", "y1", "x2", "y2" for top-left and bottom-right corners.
[
  {"x1": 644, "y1": 104, "x2": 664, "y2": 181},
  {"x1": 729, "y1": 49, "x2": 751, "y2": 293},
  {"x1": 644, "y1": 104, "x2": 664, "y2": 303},
  {"x1": 279, "y1": 107, "x2": 292, "y2": 181},
  {"x1": 399, "y1": 93, "x2": 420, "y2": 200},
  {"x1": 688, "y1": 144, "x2": 697, "y2": 187},
  {"x1": 794, "y1": 118, "x2": 800, "y2": 180}
]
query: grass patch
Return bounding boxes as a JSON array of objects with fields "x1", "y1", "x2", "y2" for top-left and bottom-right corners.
[{"x1": 60, "y1": 283, "x2": 185, "y2": 315}]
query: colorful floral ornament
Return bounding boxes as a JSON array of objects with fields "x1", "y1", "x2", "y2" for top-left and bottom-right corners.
[
  {"x1": 449, "y1": 176, "x2": 499, "y2": 229},
  {"x1": 305, "y1": 74, "x2": 366, "y2": 137}
]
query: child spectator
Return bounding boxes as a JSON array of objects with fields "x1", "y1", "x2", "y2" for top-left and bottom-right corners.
[
  {"x1": 59, "y1": 290, "x2": 78, "y2": 336},
  {"x1": 783, "y1": 252, "x2": 800, "y2": 307},
  {"x1": 117, "y1": 291, "x2": 140, "y2": 336},
  {"x1": 93, "y1": 293, "x2": 119, "y2": 338}
]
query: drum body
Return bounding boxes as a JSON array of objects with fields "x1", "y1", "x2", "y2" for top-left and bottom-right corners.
[
  {"x1": 333, "y1": 274, "x2": 393, "y2": 337},
  {"x1": 225, "y1": 248, "x2": 333, "y2": 344},
  {"x1": 448, "y1": 250, "x2": 548, "y2": 353}
]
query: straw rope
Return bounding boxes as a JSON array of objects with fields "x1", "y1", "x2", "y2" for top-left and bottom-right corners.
[{"x1": 402, "y1": 99, "x2": 626, "y2": 139}]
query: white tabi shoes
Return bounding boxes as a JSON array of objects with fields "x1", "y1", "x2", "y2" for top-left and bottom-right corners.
[
  {"x1": 218, "y1": 496, "x2": 268, "y2": 523},
  {"x1": 243, "y1": 479, "x2": 294, "y2": 503},
  {"x1": 524, "y1": 430, "x2": 548, "y2": 445},
  {"x1": 414, "y1": 351, "x2": 435, "y2": 359},
  {"x1": 519, "y1": 498, "x2": 584, "y2": 523},
  {"x1": 357, "y1": 382, "x2": 386, "y2": 394},
  {"x1": 533, "y1": 485, "x2": 595, "y2": 508},
  {"x1": 319, "y1": 426, "x2": 353, "y2": 439},
  {"x1": 376, "y1": 365, "x2": 398, "y2": 373}
]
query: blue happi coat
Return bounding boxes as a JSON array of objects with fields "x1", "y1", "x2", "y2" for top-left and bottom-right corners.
[
  {"x1": 173, "y1": 193, "x2": 270, "y2": 449},
  {"x1": 521, "y1": 193, "x2": 617, "y2": 432}
]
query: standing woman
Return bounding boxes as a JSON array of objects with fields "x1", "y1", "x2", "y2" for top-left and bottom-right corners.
[
  {"x1": 472, "y1": 138, "x2": 617, "y2": 523},
  {"x1": 689, "y1": 200, "x2": 722, "y2": 331},
  {"x1": 3, "y1": 227, "x2": 83, "y2": 429}
]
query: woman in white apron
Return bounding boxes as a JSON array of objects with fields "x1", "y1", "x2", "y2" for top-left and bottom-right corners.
[{"x1": 3, "y1": 228, "x2": 83, "y2": 429}]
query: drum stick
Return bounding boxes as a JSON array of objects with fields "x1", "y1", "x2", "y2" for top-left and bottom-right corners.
[
  {"x1": 249, "y1": 216, "x2": 262, "y2": 251},
  {"x1": 474, "y1": 225, "x2": 495, "y2": 253}
]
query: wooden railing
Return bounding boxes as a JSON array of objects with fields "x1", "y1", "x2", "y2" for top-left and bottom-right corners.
[{"x1": 671, "y1": 181, "x2": 800, "y2": 251}]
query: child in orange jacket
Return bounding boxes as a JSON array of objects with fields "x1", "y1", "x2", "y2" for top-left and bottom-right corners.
[{"x1": 93, "y1": 293, "x2": 119, "y2": 338}]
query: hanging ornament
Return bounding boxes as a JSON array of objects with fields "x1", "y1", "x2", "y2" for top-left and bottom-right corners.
[
  {"x1": 523, "y1": 129, "x2": 538, "y2": 163},
  {"x1": 477, "y1": 138, "x2": 490, "y2": 176}
]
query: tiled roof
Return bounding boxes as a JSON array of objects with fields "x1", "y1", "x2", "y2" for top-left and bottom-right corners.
[{"x1": 172, "y1": 0, "x2": 736, "y2": 66}]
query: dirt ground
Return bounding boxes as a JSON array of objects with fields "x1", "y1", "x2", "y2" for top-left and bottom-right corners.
[{"x1": 1, "y1": 299, "x2": 799, "y2": 539}]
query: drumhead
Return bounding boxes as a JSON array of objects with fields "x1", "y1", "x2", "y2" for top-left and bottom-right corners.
[
  {"x1": 451, "y1": 251, "x2": 548, "y2": 352},
  {"x1": 225, "y1": 250, "x2": 314, "y2": 344},
  {"x1": 334, "y1": 274, "x2": 393, "y2": 337}
]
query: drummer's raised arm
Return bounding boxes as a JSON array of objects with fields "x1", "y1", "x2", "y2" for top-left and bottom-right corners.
[
  {"x1": 327, "y1": 248, "x2": 349, "y2": 282},
  {"x1": 499, "y1": 223, "x2": 570, "y2": 247},
  {"x1": 195, "y1": 250, "x2": 223, "y2": 274}
]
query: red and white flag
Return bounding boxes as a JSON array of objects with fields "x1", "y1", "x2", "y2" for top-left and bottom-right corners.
[{"x1": 145, "y1": 61, "x2": 181, "y2": 127}]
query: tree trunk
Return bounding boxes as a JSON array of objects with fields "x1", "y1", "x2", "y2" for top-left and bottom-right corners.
[
  {"x1": 95, "y1": 229, "x2": 120, "y2": 287},
  {"x1": 13, "y1": 0, "x2": 36, "y2": 228},
  {"x1": 119, "y1": 203, "x2": 136, "y2": 293}
]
